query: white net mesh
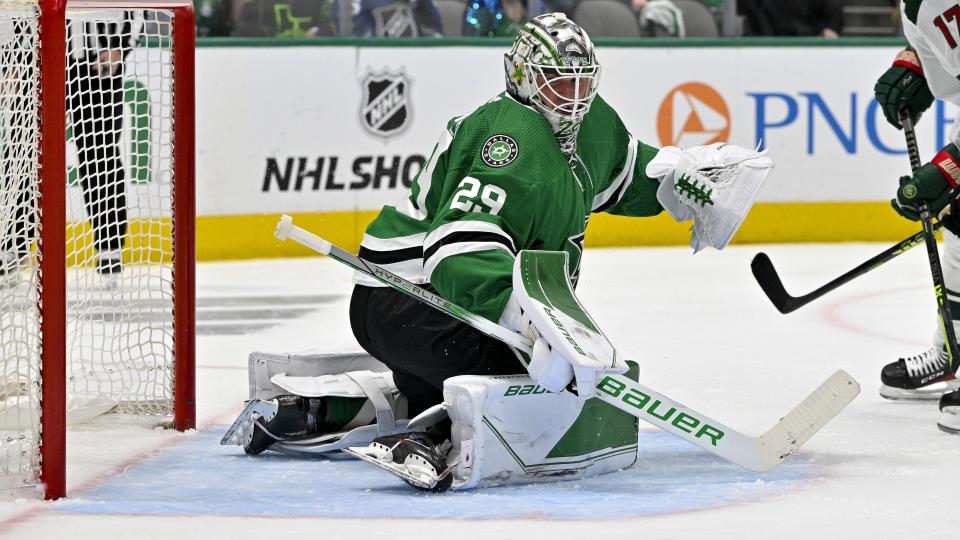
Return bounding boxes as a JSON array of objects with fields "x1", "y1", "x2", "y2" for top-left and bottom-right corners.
[
  {"x1": 0, "y1": 2, "x2": 181, "y2": 493},
  {"x1": 0, "y1": 0, "x2": 42, "y2": 492},
  {"x1": 64, "y1": 8, "x2": 175, "y2": 416}
]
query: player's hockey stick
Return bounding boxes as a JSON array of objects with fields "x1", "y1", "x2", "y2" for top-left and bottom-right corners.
[
  {"x1": 751, "y1": 225, "x2": 939, "y2": 314},
  {"x1": 901, "y1": 110, "x2": 960, "y2": 372},
  {"x1": 275, "y1": 215, "x2": 859, "y2": 472}
]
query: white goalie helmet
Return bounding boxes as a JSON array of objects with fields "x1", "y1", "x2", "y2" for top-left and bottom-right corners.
[{"x1": 504, "y1": 13, "x2": 600, "y2": 155}]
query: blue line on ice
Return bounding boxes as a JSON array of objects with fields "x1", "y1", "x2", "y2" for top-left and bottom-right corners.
[{"x1": 56, "y1": 428, "x2": 812, "y2": 519}]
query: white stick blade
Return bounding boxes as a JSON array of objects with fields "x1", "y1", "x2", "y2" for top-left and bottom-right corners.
[{"x1": 755, "y1": 369, "x2": 860, "y2": 470}]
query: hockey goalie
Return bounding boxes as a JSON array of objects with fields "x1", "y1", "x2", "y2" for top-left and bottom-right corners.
[{"x1": 222, "y1": 13, "x2": 774, "y2": 492}]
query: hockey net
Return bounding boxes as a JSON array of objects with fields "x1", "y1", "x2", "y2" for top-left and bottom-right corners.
[{"x1": 0, "y1": 0, "x2": 194, "y2": 499}]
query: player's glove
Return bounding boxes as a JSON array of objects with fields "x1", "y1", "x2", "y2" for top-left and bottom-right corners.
[
  {"x1": 874, "y1": 48, "x2": 934, "y2": 130},
  {"x1": 892, "y1": 144, "x2": 960, "y2": 221}
]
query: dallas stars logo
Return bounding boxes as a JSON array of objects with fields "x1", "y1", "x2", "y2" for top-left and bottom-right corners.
[
  {"x1": 511, "y1": 63, "x2": 526, "y2": 83},
  {"x1": 481, "y1": 135, "x2": 519, "y2": 168}
]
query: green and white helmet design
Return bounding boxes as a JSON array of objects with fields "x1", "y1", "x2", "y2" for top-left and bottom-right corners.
[{"x1": 504, "y1": 13, "x2": 600, "y2": 157}]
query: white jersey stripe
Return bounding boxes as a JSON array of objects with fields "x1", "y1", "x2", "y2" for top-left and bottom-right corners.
[
  {"x1": 398, "y1": 126, "x2": 455, "y2": 221},
  {"x1": 361, "y1": 232, "x2": 426, "y2": 252},
  {"x1": 424, "y1": 220, "x2": 517, "y2": 253},
  {"x1": 423, "y1": 242, "x2": 515, "y2": 281},
  {"x1": 592, "y1": 138, "x2": 638, "y2": 211}
]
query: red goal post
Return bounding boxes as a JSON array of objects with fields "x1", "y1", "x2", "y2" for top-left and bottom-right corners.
[{"x1": 0, "y1": 0, "x2": 195, "y2": 501}]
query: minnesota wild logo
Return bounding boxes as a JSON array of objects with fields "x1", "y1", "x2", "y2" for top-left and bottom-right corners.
[{"x1": 482, "y1": 135, "x2": 519, "y2": 168}]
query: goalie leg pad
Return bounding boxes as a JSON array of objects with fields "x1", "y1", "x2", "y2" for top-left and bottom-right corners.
[
  {"x1": 445, "y1": 361, "x2": 640, "y2": 490},
  {"x1": 248, "y1": 350, "x2": 388, "y2": 400},
  {"x1": 225, "y1": 351, "x2": 408, "y2": 455}
]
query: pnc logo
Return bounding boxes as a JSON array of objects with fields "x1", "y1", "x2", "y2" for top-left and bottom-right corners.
[{"x1": 656, "y1": 82, "x2": 730, "y2": 147}]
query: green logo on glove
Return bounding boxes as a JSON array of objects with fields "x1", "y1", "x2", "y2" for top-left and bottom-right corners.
[
  {"x1": 675, "y1": 175, "x2": 714, "y2": 207},
  {"x1": 902, "y1": 184, "x2": 918, "y2": 199}
]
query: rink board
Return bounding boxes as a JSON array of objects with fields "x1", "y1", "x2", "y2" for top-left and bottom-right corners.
[
  {"x1": 181, "y1": 41, "x2": 948, "y2": 260},
  {"x1": 55, "y1": 429, "x2": 811, "y2": 520}
]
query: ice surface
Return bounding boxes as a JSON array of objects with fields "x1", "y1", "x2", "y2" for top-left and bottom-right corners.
[{"x1": 0, "y1": 244, "x2": 958, "y2": 539}]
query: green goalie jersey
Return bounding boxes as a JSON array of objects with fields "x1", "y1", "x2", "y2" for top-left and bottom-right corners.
[{"x1": 356, "y1": 92, "x2": 664, "y2": 322}]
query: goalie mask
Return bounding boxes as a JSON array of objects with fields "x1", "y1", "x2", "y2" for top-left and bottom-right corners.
[{"x1": 504, "y1": 13, "x2": 600, "y2": 157}]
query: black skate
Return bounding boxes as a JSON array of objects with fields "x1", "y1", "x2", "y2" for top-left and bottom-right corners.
[
  {"x1": 937, "y1": 389, "x2": 960, "y2": 435},
  {"x1": 879, "y1": 347, "x2": 958, "y2": 400},
  {"x1": 222, "y1": 395, "x2": 325, "y2": 455},
  {"x1": 346, "y1": 431, "x2": 454, "y2": 493}
]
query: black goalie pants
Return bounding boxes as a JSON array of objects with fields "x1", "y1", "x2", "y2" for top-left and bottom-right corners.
[{"x1": 350, "y1": 284, "x2": 524, "y2": 416}]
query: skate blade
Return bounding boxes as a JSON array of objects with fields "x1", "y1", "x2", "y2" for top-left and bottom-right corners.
[
  {"x1": 937, "y1": 406, "x2": 960, "y2": 435},
  {"x1": 937, "y1": 420, "x2": 960, "y2": 435},
  {"x1": 344, "y1": 445, "x2": 438, "y2": 490},
  {"x1": 879, "y1": 380, "x2": 960, "y2": 401},
  {"x1": 219, "y1": 400, "x2": 277, "y2": 446}
]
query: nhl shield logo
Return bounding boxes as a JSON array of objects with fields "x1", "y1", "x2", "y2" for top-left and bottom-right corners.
[{"x1": 359, "y1": 69, "x2": 412, "y2": 140}]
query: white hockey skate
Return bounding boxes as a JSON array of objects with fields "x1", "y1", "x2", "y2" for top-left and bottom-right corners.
[
  {"x1": 937, "y1": 389, "x2": 960, "y2": 434},
  {"x1": 879, "y1": 347, "x2": 959, "y2": 400}
]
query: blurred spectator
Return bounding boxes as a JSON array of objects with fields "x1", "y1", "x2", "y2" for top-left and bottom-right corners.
[
  {"x1": 195, "y1": 0, "x2": 234, "y2": 36},
  {"x1": 543, "y1": 0, "x2": 577, "y2": 17},
  {"x1": 629, "y1": 0, "x2": 684, "y2": 37},
  {"x1": 347, "y1": 0, "x2": 444, "y2": 37},
  {"x1": 464, "y1": 0, "x2": 524, "y2": 37},
  {"x1": 233, "y1": 0, "x2": 337, "y2": 37},
  {"x1": 737, "y1": 0, "x2": 843, "y2": 38}
]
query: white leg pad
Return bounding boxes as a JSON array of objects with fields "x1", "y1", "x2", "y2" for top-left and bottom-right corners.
[
  {"x1": 444, "y1": 373, "x2": 639, "y2": 490},
  {"x1": 248, "y1": 350, "x2": 388, "y2": 400}
]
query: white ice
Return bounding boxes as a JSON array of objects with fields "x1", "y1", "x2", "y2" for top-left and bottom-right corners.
[{"x1": 0, "y1": 243, "x2": 958, "y2": 538}]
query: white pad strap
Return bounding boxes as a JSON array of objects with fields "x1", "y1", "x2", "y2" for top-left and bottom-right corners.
[
  {"x1": 271, "y1": 370, "x2": 405, "y2": 432},
  {"x1": 345, "y1": 371, "x2": 396, "y2": 433}
]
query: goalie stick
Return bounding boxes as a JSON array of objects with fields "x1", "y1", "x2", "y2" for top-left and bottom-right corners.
[
  {"x1": 751, "y1": 224, "x2": 940, "y2": 314},
  {"x1": 275, "y1": 215, "x2": 859, "y2": 472},
  {"x1": 901, "y1": 110, "x2": 960, "y2": 372}
]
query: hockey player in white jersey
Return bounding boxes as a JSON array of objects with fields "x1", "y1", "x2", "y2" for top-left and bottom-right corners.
[{"x1": 873, "y1": 0, "x2": 960, "y2": 432}]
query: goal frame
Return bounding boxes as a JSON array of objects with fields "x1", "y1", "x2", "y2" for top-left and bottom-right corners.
[{"x1": 35, "y1": 0, "x2": 196, "y2": 501}]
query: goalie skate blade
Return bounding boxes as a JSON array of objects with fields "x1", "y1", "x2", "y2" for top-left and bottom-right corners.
[
  {"x1": 344, "y1": 446, "x2": 440, "y2": 491},
  {"x1": 219, "y1": 400, "x2": 278, "y2": 446},
  {"x1": 879, "y1": 380, "x2": 960, "y2": 401}
]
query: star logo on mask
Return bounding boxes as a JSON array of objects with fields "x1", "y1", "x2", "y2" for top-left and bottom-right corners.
[{"x1": 511, "y1": 63, "x2": 526, "y2": 82}]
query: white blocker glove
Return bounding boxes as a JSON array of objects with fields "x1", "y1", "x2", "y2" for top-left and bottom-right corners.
[{"x1": 646, "y1": 142, "x2": 774, "y2": 253}]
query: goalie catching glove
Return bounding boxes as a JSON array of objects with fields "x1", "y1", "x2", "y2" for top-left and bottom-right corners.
[
  {"x1": 646, "y1": 142, "x2": 774, "y2": 252},
  {"x1": 499, "y1": 251, "x2": 628, "y2": 399}
]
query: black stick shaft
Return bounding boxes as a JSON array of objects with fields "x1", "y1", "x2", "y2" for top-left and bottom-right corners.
[{"x1": 901, "y1": 111, "x2": 960, "y2": 371}]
